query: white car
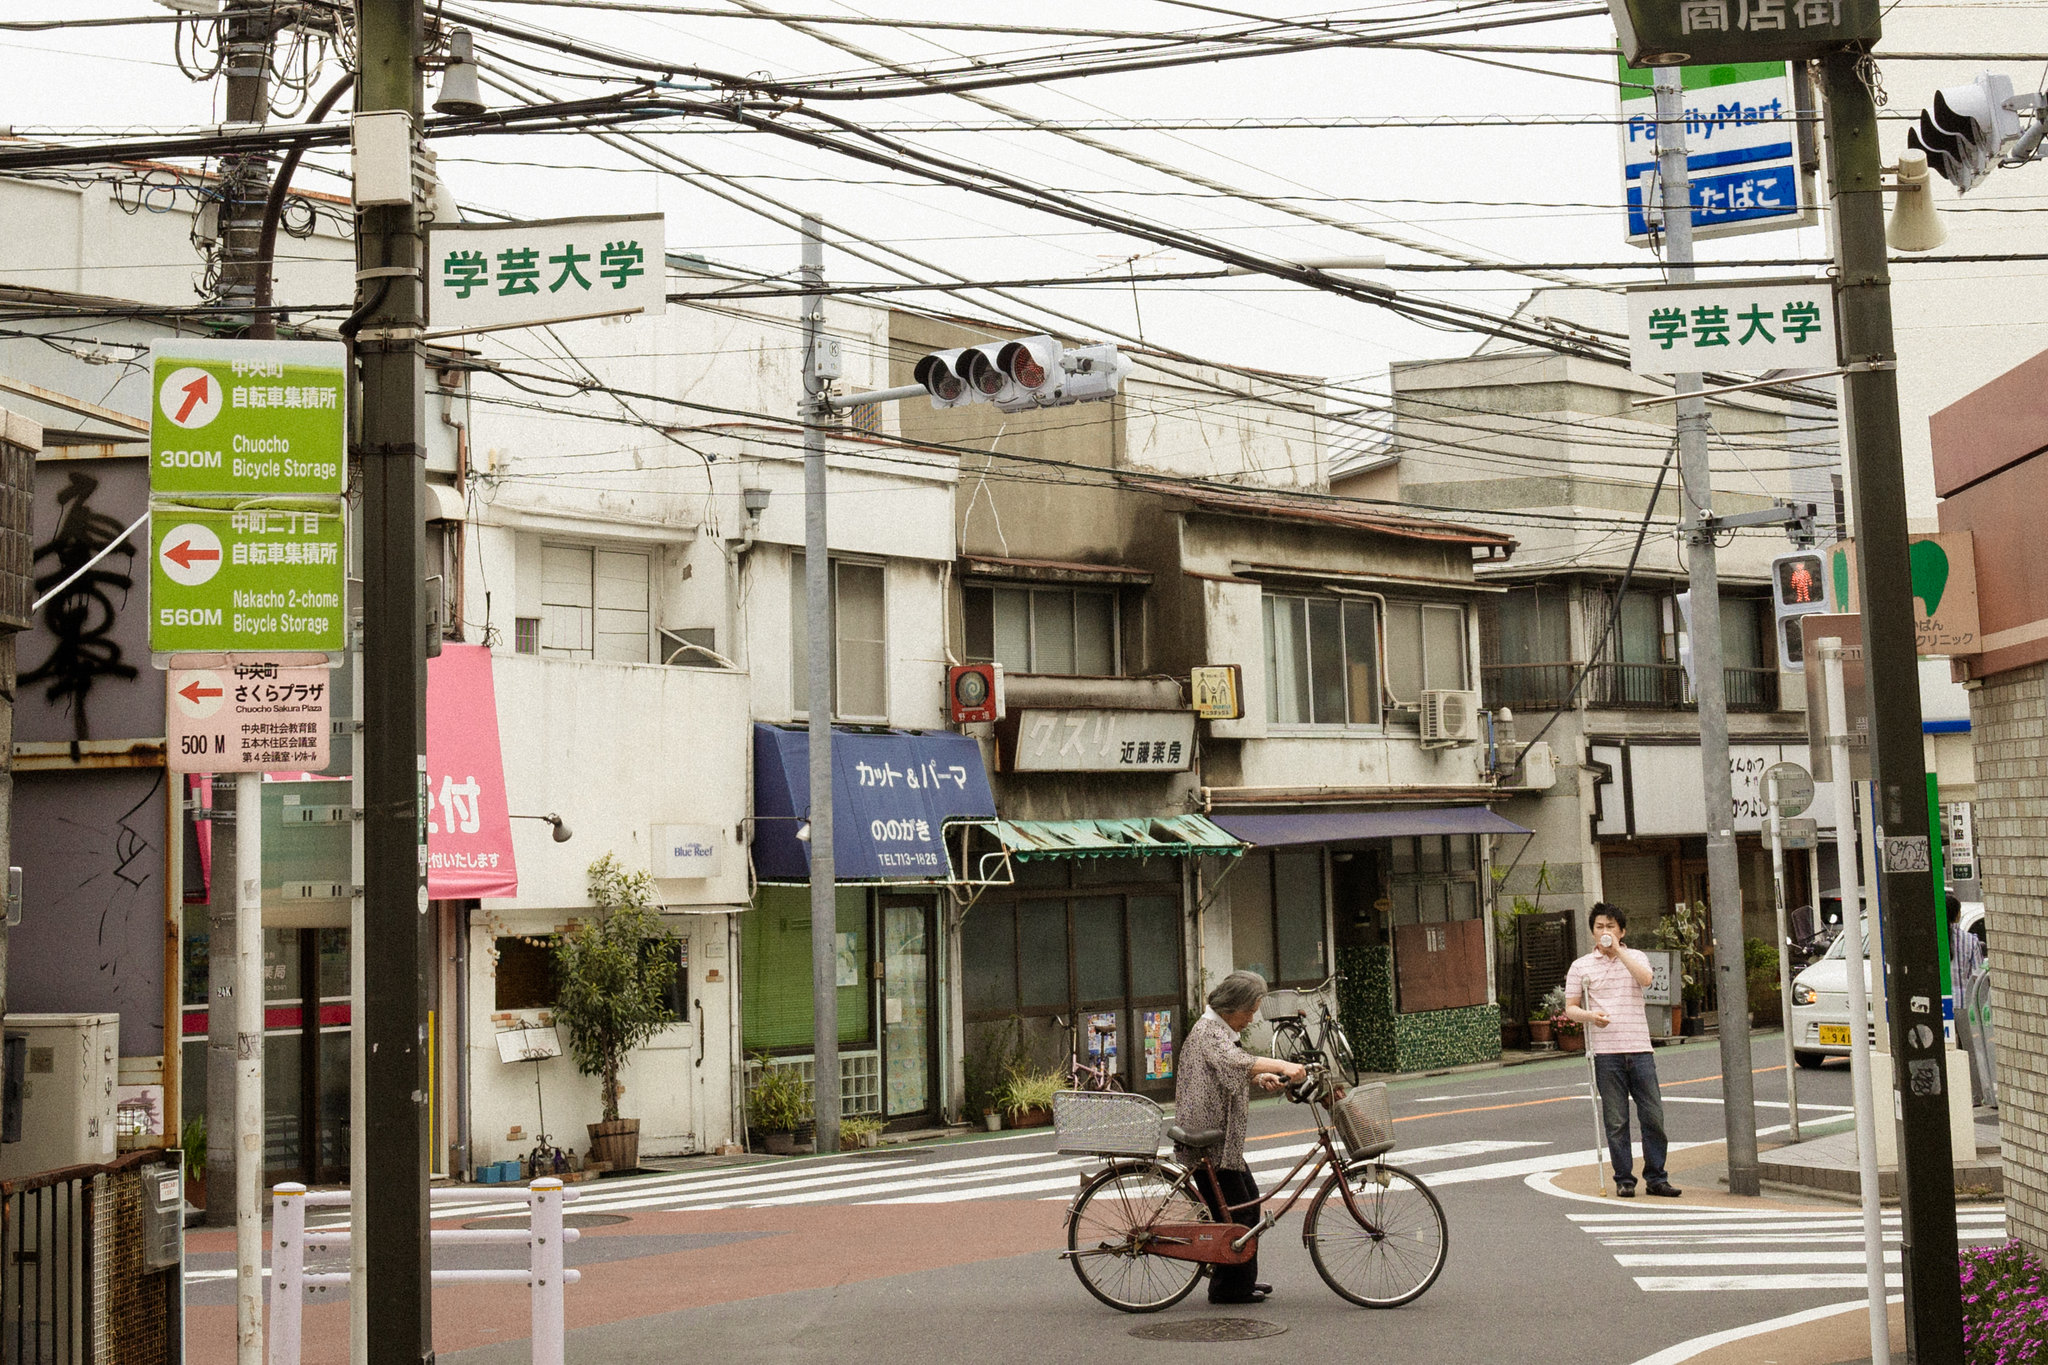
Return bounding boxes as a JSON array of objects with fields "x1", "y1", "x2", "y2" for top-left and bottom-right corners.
[{"x1": 1789, "y1": 903, "x2": 1984, "y2": 1068}]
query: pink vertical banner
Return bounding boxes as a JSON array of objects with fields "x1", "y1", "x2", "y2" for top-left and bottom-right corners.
[{"x1": 427, "y1": 643, "x2": 519, "y2": 899}]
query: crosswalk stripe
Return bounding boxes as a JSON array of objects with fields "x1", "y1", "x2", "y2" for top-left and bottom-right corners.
[
  {"x1": 1617, "y1": 1251, "x2": 1903, "y2": 1267},
  {"x1": 1635, "y1": 1273, "x2": 1904, "y2": 1292}
]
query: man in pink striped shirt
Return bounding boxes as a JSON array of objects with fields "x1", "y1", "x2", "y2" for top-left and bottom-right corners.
[{"x1": 1564, "y1": 904, "x2": 1681, "y2": 1198}]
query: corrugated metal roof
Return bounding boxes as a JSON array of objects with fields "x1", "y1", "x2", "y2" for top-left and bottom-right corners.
[{"x1": 989, "y1": 815, "x2": 1245, "y2": 860}]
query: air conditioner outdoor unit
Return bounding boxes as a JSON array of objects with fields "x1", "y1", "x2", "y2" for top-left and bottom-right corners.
[{"x1": 1420, "y1": 689, "x2": 1480, "y2": 746}]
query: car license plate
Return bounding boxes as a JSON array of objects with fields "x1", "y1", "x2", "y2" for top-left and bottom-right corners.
[{"x1": 1818, "y1": 1024, "x2": 1852, "y2": 1046}]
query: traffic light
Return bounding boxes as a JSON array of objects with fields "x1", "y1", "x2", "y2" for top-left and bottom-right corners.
[
  {"x1": 910, "y1": 335, "x2": 1130, "y2": 411},
  {"x1": 1908, "y1": 73, "x2": 2019, "y2": 193},
  {"x1": 1771, "y1": 551, "x2": 1829, "y2": 672}
]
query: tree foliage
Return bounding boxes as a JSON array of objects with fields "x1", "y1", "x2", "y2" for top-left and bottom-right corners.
[{"x1": 550, "y1": 854, "x2": 679, "y2": 1123}]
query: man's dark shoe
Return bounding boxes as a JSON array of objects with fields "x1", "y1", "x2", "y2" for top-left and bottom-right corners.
[
  {"x1": 1253, "y1": 1283, "x2": 1273, "y2": 1296},
  {"x1": 1646, "y1": 1181, "x2": 1683, "y2": 1198},
  {"x1": 1615, "y1": 1183, "x2": 1637, "y2": 1198}
]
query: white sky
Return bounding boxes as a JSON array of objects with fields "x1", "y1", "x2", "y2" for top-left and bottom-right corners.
[{"x1": 4, "y1": 0, "x2": 2046, "y2": 481}]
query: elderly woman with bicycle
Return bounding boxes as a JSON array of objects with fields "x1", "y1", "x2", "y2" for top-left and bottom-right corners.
[{"x1": 1176, "y1": 970, "x2": 1309, "y2": 1306}]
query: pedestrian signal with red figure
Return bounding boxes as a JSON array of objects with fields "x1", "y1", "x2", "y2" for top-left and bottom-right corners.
[{"x1": 1772, "y1": 552, "x2": 1830, "y2": 672}]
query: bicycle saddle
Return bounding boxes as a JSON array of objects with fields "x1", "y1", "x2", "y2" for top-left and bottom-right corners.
[{"x1": 1168, "y1": 1124, "x2": 1224, "y2": 1150}]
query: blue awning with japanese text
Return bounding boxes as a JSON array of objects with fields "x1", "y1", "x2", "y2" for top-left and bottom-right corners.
[{"x1": 752, "y1": 724, "x2": 996, "y2": 882}]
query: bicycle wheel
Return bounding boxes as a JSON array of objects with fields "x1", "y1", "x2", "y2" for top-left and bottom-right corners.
[
  {"x1": 1324, "y1": 1022, "x2": 1362, "y2": 1086},
  {"x1": 1270, "y1": 1020, "x2": 1312, "y2": 1067},
  {"x1": 1306, "y1": 1161, "x2": 1449, "y2": 1308},
  {"x1": 1066, "y1": 1161, "x2": 1212, "y2": 1313}
]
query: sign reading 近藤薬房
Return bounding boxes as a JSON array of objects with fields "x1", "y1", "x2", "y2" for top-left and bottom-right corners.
[
  {"x1": 1627, "y1": 278, "x2": 1836, "y2": 375},
  {"x1": 426, "y1": 214, "x2": 667, "y2": 333}
]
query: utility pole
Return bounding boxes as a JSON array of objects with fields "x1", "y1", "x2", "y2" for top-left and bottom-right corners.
[
  {"x1": 801, "y1": 215, "x2": 841, "y2": 1155},
  {"x1": 204, "y1": 790, "x2": 238, "y2": 1233},
  {"x1": 218, "y1": 3, "x2": 281, "y2": 327},
  {"x1": 354, "y1": 1, "x2": 435, "y2": 1360},
  {"x1": 232, "y1": 769, "x2": 263, "y2": 1365},
  {"x1": 1818, "y1": 50, "x2": 1962, "y2": 1359},
  {"x1": 1652, "y1": 67, "x2": 1758, "y2": 1196},
  {"x1": 1767, "y1": 771, "x2": 1800, "y2": 1141}
]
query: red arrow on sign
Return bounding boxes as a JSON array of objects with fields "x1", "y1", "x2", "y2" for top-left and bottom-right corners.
[
  {"x1": 178, "y1": 680, "x2": 223, "y2": 705},
  {"x1": 163, "y1": 540, "x2": 221, "y2": 571},
  {"x1": 173, "y1": 374, "x2": 212, "y2": 425}
]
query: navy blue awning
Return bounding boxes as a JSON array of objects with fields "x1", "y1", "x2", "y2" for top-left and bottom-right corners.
[
  {"x1": 752, "y1": 724, "x2": 996, "y2": 882},
  {"x1": 1209, "y1": 807, "x2": 1529, "y2": 848}
]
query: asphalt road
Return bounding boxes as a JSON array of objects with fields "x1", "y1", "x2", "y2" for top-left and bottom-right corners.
[{"x1": 189, "y1": 1037, "x2": 1996, "y2": 1365}]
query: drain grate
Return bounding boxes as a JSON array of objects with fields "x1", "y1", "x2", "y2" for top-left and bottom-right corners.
[{"x1": 1128, "y1": 1317, "x2": 1288, "y2": 1343}]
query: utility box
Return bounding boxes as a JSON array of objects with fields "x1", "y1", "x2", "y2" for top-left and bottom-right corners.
[
  {"x1": 0, "y1": 1013, "x2": 120, "y2": 1180},
  {"x1": 141, "y1": 1164, "x2": 184, "y2": 1271}
]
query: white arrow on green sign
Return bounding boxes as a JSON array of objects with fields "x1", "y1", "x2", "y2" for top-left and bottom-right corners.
[{"x1": 149, "y1": 338, "x2": 348, "y2": 656}]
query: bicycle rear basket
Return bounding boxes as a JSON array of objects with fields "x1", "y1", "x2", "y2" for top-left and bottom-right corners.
[
  {"x1": 1258, "y1": 988, "x2": 1305, "y2": 1021},
  {"x1": 1053, "y1": 1090, "x2": 1166, "y2": 1157},
  {"x1": 1333, "y1": 1082, "x2": 1395, "y2": 1161}
]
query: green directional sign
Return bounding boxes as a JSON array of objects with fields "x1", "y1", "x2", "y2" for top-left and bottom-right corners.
[
  {"x1": 149, "y1": 339, "x2": 346, "y2": 498},
  {"x1": 150, "y1": 501, "x2": 346, "y2": 653}
]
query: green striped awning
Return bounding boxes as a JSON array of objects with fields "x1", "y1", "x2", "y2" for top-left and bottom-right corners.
[{"x1": 988, "y1": 815, "x2": 1245, "y2": 861}]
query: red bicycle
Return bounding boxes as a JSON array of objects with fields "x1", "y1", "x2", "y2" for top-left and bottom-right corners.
[
  {"x1": 1057, "y1": 1065, "x2": 1447, "y2": 1312},
  {"x1": 1055, "y1": 1014, "x2": 1125, "y2": 1092}
]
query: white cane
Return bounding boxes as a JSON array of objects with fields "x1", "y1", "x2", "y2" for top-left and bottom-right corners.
[{"x1": 1581, "y1": 978, "x2": 1612, "y2": 1197}]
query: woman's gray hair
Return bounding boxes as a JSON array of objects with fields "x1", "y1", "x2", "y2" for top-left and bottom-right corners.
[{"x1": 1207, "y1": 970, "x2": 1268, "y2": 1015}]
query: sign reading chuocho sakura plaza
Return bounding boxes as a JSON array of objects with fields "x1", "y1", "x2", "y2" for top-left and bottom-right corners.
[
  {"x1": 426, "y1": 644, "x2": 519, "y2": 898},
  {"x1": 167, "y1": 660, "x2": 331, "y2": 775},
  {"x1": 426, "y1": 213, "x2": 667, "y2": 333},
  {"x1": 1627, "y1": 278, "x2": 1837, "y2": 376}
]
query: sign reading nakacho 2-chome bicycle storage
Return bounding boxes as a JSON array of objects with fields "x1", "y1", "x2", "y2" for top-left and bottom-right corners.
[{"x1": 148, "y1": 338, "x2": 347, "y2": 656}]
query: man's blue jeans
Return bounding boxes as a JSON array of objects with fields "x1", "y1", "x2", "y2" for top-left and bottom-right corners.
[{"x1": 1592, "y1": 1051, "x2": 1668, "y2": 1187}]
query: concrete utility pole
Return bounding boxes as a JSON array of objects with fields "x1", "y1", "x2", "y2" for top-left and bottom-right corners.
[
  {"x1": 354, "y1": 1, "x2": 435, "y2": 1360},
  {"x1": 1817, "y1": 50, "x2": 1962, "y2": 1358},
  {"x1": 218, "y1": 3, "x2": 281, "y2": 327},
  {"x1": 204, "y1": 788, "x2": 238, "y2": 1232},
  {"x1": 1651, "y1": 67, "x2": 1758, "y2": 1196},
  {"x1": 801, "y1": 216, "x2": 841, "y2": 1155}
]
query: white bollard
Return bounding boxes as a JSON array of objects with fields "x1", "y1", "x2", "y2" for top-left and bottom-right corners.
[
  {"x1": 268, "y1": 1184, "x2": 307, "y2": 1365},
  {"x1": 529, "y1": 1178, "x2": 567, "y2": 1365}
]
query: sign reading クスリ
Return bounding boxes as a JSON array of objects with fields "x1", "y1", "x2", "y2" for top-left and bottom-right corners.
[
  {"x1": 150, "y1": 503, "x2": 346, "y2": 653},
  {"x1": 148, "y1": 339, "x2": 345, "y2": 497}
]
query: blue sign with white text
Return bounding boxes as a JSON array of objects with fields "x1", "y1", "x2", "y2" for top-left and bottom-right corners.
[{"x1": 1617, "y1": 60, "x2": 1814, "y2": 244}]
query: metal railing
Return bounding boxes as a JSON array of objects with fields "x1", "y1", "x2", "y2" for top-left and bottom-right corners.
[
  {"x1": 1481, "y1": 661, "x2": 1779, "y2": 713},
  {"x1": 0, "y1": 1150, "x2": 179, "y2": 1365},
  {"x1": 269, "y1": 1180, "x2": 581, "y2": 1365}
]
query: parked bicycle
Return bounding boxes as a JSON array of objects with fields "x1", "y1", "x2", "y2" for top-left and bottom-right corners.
[
  {"x1": 1055, "y1": 1014, "x2": 1125, "y2": 1092},
  {"x1": 1263, "y1": 975, "x2": 1361, "y2": 1086},
  {"x1": 1056, "y1": 1064, "x2": 1447, "y2": 1312}
]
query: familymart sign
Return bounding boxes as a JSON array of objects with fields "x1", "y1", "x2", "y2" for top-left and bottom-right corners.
[{"x1": 1626, "y1": 278, "x2": 1837, "y2": 375}]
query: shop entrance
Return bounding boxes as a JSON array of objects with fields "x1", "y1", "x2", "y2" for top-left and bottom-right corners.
[
  {"x1": 879, "y1": 895, "x2": 939, "y2": 1120},
  {"x1": 182, "y1": 926, "x2": 351, "y2": 1187}
]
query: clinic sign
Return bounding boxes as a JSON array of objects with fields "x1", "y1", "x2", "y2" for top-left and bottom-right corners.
[
  {"x1": 1618, "y1": 61, "x2": 1814, "y2": 244},
  {"x1": 1627, "y1": 278, "x2": 1836, "y2": 375},
  {"x1": 426, "y1": 214, "x2": 667, "y2": 332},
  {"x1": 148, "y1": 339, "x2": 347, "y2": 656}
]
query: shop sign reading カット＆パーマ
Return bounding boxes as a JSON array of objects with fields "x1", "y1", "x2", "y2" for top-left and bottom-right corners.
[{"x1": 147, "y1": 338, "x2": 347, "y2": 657}]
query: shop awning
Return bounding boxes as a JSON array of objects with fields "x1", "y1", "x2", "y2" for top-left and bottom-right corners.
[
  {"x1": 753, "y1": 724, "x2": 996, "y2": 882},
  {"x1": 1210, "y1": 807, "x2": 1529, "y2": 848},
  {"x1": 987, "y1": 815, "x2": 1245, "y2": 861}
]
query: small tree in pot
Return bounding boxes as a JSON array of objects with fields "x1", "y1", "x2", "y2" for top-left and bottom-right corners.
[{"x1": 551, "y1": 854, "x2": 680, "y2": 1173}]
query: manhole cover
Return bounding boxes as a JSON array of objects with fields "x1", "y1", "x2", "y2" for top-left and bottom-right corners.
[
  {"x1": 462, "y1": 1212, "x2": 629, "y2": 1231},
  {"x1": 1128, "y1": 1317, "x2": 1287, "y2": 1342}
]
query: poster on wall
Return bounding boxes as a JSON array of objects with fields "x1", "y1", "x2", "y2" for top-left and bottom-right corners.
[
  {"x1": 1143, "y1": 1010, "x2": 1175, "y2": 1080},
  {"x1": 835, "y1": 931, "x2": 860, "y2": 988},
  {"x1": 1087, "y1": 1012, "x2": 1118, "y2": 1067}
]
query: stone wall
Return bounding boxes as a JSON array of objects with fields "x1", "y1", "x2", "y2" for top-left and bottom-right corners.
[{"x1": 1973, "y1": 662, "x2": 2048, "y2": 1259}]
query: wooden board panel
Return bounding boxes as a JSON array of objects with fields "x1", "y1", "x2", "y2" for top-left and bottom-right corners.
[{"x1": 1394, "y1": 918, "x2": 1487, "y2": 1014}]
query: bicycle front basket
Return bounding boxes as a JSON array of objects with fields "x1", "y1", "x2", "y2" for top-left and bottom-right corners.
[
  {"x1": 1333, "y1": 1082, "x2": 1395, "y2": 1162},
  {"x1": 1258, "y1": 988, "x2": 1305, "y2": 1021},
  {"x1": 1053, "y1": 1089, "x2": 1166, "y2": 1158}
]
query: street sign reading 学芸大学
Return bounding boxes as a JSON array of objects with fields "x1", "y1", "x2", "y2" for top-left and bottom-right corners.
[
  {"x1": 1627, "y1": 278, "x2": 1837, "y2": 375},
  {"x1": 148, "y1": 339, "x2": 348, "y2": 657},
  {"x1": 1617, "y1": 61, "x2": 1816, "y2": 244},
  {"x1": 426, "y1": 214, "x2": 667, "y2": 333}
]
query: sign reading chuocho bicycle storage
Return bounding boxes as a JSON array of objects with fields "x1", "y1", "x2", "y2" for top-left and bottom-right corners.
[
  {"x1": 148, "y1": 339, "x2": 347, "y2": 656},
  {"x1": 167, "y1": 660, "x2": 331, "y2": 775},
  {"x1": 1626, "y1": 277, "x2": 1837, "y2": 375},
  {"x1": 426, "y1": 214, "x2": 667, "y2": 333}
]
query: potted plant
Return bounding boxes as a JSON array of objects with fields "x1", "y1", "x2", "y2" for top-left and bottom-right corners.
[
  {"x1": 998, "y1": 1064, "x2": 1063, "y2": 1128},
  {"x1": 745, "y1": 1055, "x2": 814, "y2": 1155},
  {"x1": 841, "y1": 1115, "x2": 883, "y2": 1150},
  {"x1": 1545, "y1": 986, "x2": 1584, "y2": 1054},
  {"x1": 1528, "y1": 1005, "x2": 1554, "y2": 1048},
  {"x1": 181, "y1": 1116, "x2": 207, "y2": 1209},
  {"x1": 1660, "y1": 900, "x2": 1713, "y2": 1035},
  {"x1": 551, "y1": 854, "x2": 682, "y2": 1174}
]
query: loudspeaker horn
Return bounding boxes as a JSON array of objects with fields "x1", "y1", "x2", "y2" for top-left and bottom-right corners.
[{"x1": 1887, "y1": 148, "x2": 1947, "y2": 253}]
